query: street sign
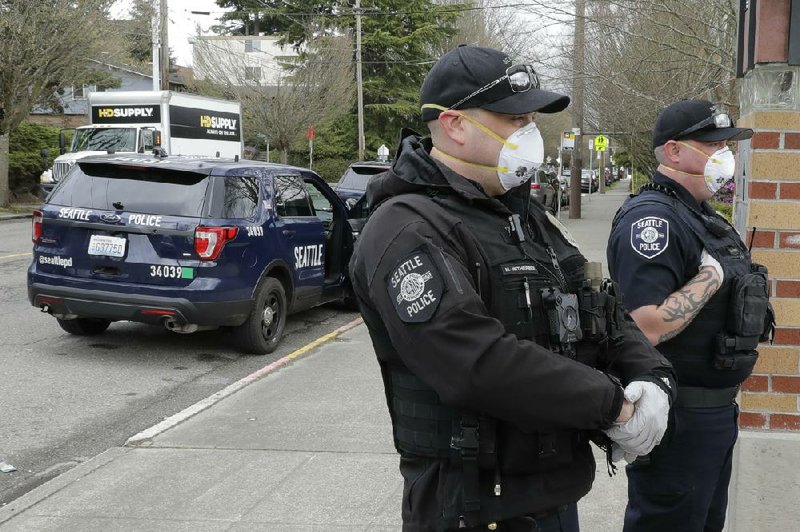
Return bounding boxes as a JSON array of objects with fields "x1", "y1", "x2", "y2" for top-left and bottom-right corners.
[
  {"x1": 561, "y1": 131, "x2": 575, "y2": 151},
  {"x1": 594, "y1": 134, "x2": 608, "y2": 152}
]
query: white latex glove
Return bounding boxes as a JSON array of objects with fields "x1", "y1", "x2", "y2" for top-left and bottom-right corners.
[
  {"x1": 603, "y1": 381, "x2": 670, "y2": 457},
  {"x1": 611, "y1": 443, "x2": 638, "y2": 464},
  {"x1": 700, "y1": 249, "x2": 724, "y2": 283}
]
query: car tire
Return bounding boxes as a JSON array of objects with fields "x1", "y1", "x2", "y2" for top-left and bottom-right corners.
[
  {"x1": 56, "y1": 317, "x2": 111, "y2": 336},
  {"x1": 233, "y1": 277, "x2": 287, "y2": 355}
]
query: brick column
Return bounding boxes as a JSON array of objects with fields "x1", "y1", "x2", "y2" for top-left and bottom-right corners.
[
  {"x1": 727, "y1": 4, "x2": 800, "y2": 529},
  {"x1": 734, "y1": 0, "x2": 800, "y2": 433},
  {"x1": 736, "y1": 95, "x2": 800, "y2": 431}
]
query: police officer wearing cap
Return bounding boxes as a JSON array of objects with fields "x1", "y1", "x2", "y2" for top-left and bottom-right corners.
[
  {"x1": 607, "y1": 100, "x2": 775, "y2": 532},
  {"x1": 349, "y1": 45, "x2": 676, "y2": 532}
]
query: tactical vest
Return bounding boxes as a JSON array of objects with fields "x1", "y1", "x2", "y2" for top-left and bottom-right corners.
[
  {"x1": 613, "y1": 185, "x2": 773, "y2": 388},
  {"x1": 380, "y1": 191, "x2": 622, "y2": 527}
]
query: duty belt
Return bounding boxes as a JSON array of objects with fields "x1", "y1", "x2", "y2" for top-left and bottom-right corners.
[{"x1": 675, "y1": 385, "x2": 739, "y2": 408}]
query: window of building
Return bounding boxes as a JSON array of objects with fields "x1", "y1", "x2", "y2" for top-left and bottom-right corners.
[{"x1": 245, "y1": 39, "x2": 261, "y2": 53}]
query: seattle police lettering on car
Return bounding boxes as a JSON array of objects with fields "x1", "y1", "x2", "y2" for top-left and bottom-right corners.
[
  {"x1": 294, "y1": 244, "x2": 323, "y2": 269},
  {"x1": 127, "y1": 214, "x2": 162, "y2": 227},
  {"x1": 58, "y1": 208, "x2": 92, "y2": 221}
]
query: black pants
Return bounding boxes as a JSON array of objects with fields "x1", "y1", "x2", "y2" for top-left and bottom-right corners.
[
  {"x1": 459, "y1": 503, "x2": 579, "y2": 532},
  {"x1": 624, "y1": 404, "x2": 738, "y2": 532}
]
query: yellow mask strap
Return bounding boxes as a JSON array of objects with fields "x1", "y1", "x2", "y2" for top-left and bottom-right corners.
[
  {"x1": 657, "y1": 164, "x2": 703, "y2": 178},
  {"x1": 432, "y1": 147, "x2": 510, "y2": 174},
  {"x1": 421, "y1": 103, "x2": 519, "y2": 150}
]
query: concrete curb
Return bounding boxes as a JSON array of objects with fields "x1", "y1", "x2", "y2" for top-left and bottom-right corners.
[
  {"x1": 125, "y1": 316, "x2": 364, "y2": 447},
  {"x1": 0, "y1": 213, "x2": 33, "y2": 222},
  {"x1": 0, "y1": 447, "x2": 130, "y2": 524},
  {"x1": 0, "y1": 317, "x2": 365, "y2": 524}
]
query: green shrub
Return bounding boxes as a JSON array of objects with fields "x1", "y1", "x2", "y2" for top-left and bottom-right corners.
[
  {"x1": 709, "y1": 201, "x2": 732, "y2": 222},
  {"x1": 8, "y1": 122, "x2": 61, "y2": 193},
  {"x1": 312, "y1": 157, "x2": 355, "y2": 183},
  {"x1": 631, "y1": 171, "x2": 650, "y2": 194}
]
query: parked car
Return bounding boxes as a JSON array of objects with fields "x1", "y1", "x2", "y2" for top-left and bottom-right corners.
[
  {"x1": 530, "y1": 170, "x2": 558, "y2": 213},
  {"x1": 28, "y1": 154, "x2": 365, "y2": 354},
  {"x1": 333, "y1": 161, "x2": 391, "y2": 203},
  {"x1": 581, "y1": 169, "x2": 599, "y2": 192}
]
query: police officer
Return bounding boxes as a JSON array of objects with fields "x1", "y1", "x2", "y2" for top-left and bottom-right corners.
[
  {"x1": 607, "y1": 100, "x2": 774, "y2": 532},
  {"x1": 349, "y1": 45, "x2": 676, "y2": 532}
]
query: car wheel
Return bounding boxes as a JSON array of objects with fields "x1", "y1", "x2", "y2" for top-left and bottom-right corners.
[
  {"x1": 56, "y1": 317, "x2": 111, "y2": 336},
  {"x1": 233, "y1": 277, "x2": 287, "y2": 355}
]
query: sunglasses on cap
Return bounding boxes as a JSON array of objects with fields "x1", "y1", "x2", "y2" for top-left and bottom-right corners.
[
  {"x1": 450, "y1": 64, "x2": 540, "y2": 111},
  {"x1": 676, "y1": 110, "x2": 734, "y2": 139}
]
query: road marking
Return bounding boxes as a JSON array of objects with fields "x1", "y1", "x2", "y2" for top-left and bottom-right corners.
[
  {"x1": 125, "y1": 316, "x2": 364, "y2": 446},
  {"x1": 0, "y1": 252, "x2": 32, "y2": 261}
]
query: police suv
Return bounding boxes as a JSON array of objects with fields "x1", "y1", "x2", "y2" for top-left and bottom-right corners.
[{"x1": 28, "y1": 154, "x2": 363, "y2": 354}]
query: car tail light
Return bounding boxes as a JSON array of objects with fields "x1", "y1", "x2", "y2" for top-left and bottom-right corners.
[
  {"x1": 32, "y1": 210, "x2": 43, "y2": 243},
  {"x1": 194, "y1": 226, "x2": 238, "y2": 261},
  {"x1": 530, "y1": 183, "x2": 541, "y2": 190}
]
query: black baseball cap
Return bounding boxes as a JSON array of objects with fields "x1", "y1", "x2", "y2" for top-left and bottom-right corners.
[
  {"x1": 652, "y1": 99, "x2": 753, "y2": 147},
  {"x1": 420, "y1": 45, "x2": 570, "y2": 122}
]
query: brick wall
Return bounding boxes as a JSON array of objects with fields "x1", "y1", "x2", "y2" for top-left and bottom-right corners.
[{"x1": 738, "y1": 111, "x2": 800, "y2": 432}]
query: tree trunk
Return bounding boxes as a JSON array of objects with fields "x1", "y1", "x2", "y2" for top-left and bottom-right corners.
[
  {"x1": 0, "y1": 133, "x2": 10, "y2": 207},
  {"x1": 281, "y1": 148, "x2": 288, "y2": 165}
]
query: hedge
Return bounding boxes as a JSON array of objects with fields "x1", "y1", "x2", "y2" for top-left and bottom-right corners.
[{"x1": 8, "y1": 122, "x2": 61, "y2": 194}]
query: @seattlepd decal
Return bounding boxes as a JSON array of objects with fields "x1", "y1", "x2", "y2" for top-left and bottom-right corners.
[
  {"x1": 387, "y1": 249, "x2": 443, "y2": 323},
  {"x1": 631, "y1": 216, "x2": 669, "y2": 259}
]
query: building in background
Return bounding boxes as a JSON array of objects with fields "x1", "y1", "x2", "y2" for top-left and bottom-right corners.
[
  {"x1": 30, "y1": 60, "x2": 187, "y2": 128},
  {"x1": 192, "y1": 35, "x2": 299, "y2": 87}
]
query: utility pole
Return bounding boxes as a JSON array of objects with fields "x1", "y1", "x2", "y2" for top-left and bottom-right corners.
[
  {"x1": 159, "y1": 0, "x2": 170, "y2": 91},
  {"x1": 151, "y1": 0, "x2": 160, "y2": 91},
  {"x1": 569, "y1": 0, "x2": 585, "y2": 219},
  {"x1": 355, "y1": 0, "x2": 365, "y2": 160}
]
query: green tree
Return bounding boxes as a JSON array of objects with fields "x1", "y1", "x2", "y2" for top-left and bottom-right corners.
[
  {"x1": 213, "y1": 0, "x2": 466, "y2": 158},
  {"x1": 0, "y1": 0, "x2": 120, "y2": 206}
]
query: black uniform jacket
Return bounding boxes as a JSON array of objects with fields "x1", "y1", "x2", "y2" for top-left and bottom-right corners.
[{"x1": 348, "y1": 131, "x2": 673, "y2": 528}]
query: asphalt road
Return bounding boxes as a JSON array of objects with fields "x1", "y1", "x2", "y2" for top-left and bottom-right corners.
[{"x1": 0, "y1": 218, "x2": 359, "y2": 506}]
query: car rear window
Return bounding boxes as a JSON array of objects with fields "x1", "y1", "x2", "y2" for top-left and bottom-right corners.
[
  {"x1": 49, "y1": 163, "x2": 210, "y2": 217},
  {"x1": 336, "y1": 165, "x2": 387, "y2": 190}
]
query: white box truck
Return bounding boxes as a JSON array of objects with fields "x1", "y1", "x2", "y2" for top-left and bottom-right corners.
[{"x1": 42, "y1": 91, "x2": 243, "y2": 192}]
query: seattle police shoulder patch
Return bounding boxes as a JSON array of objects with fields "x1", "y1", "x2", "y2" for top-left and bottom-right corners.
[
  {"x1": 386, "y1": 248, "x2": 444, "y2": 323},
  {"x1": 630, "y1": 216, "x2": 669, "y2": 259}
]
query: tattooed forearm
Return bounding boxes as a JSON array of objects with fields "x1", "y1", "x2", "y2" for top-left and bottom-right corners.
[{"x1": 656, "y1": 268, "x2": 721, "y2": 343}]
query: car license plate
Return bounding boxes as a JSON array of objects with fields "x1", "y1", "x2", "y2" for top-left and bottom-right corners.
[{"x1": 88, "y1": 235, "x2": 126, "y2": 257}]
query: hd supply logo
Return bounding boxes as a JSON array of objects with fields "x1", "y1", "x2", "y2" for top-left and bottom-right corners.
[
  {"x1": 170, "y1": 105, "x2": 241, "y2": 141},
  {"x1": 92, "y1": 105, "x2": 161, "y2": 124},
  {"x1": 200, "y1": 115, "x2": 238, "y2": 131},
  {"x1": 97, "y1": 107, "x2": 154, "y2": 119}
]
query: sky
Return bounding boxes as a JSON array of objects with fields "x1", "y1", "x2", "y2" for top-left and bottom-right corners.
[{"x1": 112, "y1": 0, "x2": 230, "y2": 67}]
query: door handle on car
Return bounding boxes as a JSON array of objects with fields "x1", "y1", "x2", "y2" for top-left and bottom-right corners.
[{"x1": 282, "y1": 229, "x2": 295, "y2": 237}]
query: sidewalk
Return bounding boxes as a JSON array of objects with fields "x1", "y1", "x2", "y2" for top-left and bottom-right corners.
[
  {"x1": 0, "y1": 185, "x2": 633, "y2": 531},
  {"x1": 0, "y1": 204, "x2": 40, "y2": 222}
]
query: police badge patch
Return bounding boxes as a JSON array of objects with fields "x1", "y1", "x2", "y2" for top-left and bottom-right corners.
[
  {"x1": 631, "y1": 216, "x2": 669, "y2": 259},
  {"x1": 387, "y1": 249, "x2": 444, "y2": 323}
]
